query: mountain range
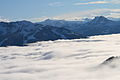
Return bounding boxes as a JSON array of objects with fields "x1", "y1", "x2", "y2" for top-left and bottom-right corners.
[{"x1": 0, "y1": 16, "x2": 120, "y2": 46}]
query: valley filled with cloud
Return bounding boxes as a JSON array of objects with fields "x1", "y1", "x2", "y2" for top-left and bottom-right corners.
[{"x1": 0, "y1": 34, "x2": 120, "y2": 80}]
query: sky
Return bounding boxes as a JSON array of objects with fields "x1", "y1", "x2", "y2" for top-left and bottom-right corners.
[{"x1": 0, "y1": 0, "x2": 120, "y2": 22}]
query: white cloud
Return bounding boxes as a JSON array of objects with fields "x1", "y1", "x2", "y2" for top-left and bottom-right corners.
[
  {"x1": 74, "y1": 1, "x2": 108, "y2": 5},
  {"x1": 1, "y1": 33, "x2": 120, "y2": 80},
  {"x1": 0, "y1": 17, "x2": 10, "y2": 22},
  {"x1": 74, "y1": 0, "x2": 120, "y2": 5},
  {"x1": 27, "y1": 17, "x2": 50, "y2": 22},
  {"x1": 48, "y1": 2, "x2": 63, "y2": 7},
  {"x1": 107, "y1": 13, "x2": 120, "y2": 18}
]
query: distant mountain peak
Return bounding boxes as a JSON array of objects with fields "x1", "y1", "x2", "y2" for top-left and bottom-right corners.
[
  {"x1": 44, "y1": 19, "x2": 65, "y2": 21},
  {"x1": 94, "y1": 16, "x2": 108, "y2": 21},
  {"x1": 90, "y1": 16, "x2": 112, "y2": 24},
  {"x1": 44, "y1": 19, "x2": 51, "y2": 21}
]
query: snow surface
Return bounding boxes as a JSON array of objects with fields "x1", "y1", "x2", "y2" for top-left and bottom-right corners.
[{"x1": 0, "y1": 34, "x2": 120, "y2": 80}]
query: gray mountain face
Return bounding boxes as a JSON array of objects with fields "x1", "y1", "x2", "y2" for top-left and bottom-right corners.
[{"x1": 0, "y1": 21, "x2": 85, "y2": 46}]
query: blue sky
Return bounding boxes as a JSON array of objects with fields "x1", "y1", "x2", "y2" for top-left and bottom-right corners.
[{"x1": 0, "y1": 0, "x2": 120, "y2": 22}]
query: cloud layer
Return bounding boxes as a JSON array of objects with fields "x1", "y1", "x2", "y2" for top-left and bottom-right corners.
[
  {"x1": 74, "y1": 1, "x2": 108, "y2": 5},
  {"x1": 0, "y1": 17, "x2": 10, "y2": 22},
  {"x1": 1, "y1": 34, "x2": 120, "y2": 80},
  {"x1": 74, "y1": 0, "x2": 120, "y2": 5},
  {"x1": 48, "y1": 2, "x2": 63, "y2": 7}
]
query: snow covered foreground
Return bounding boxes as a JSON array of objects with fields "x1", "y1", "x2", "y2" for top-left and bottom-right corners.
[{"x1": 0, "y1": 34, "x2": 120, "y2": 80}]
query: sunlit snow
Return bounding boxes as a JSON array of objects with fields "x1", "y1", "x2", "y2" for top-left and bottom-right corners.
[{"x1": 0, "y1": 34, "x2": 120, "y2": 80}]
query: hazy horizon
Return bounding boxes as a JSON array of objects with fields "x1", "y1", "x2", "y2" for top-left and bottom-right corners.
[{"x1": 0, "y1": 0, "x2": 120, "y2": 22}]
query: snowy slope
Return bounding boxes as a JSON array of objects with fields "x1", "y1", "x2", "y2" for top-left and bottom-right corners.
[{"x1": 0, "y1": 34, "x2": 120, "y2": 80}]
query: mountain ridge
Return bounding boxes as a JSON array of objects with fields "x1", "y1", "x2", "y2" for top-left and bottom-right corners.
[{"x1": 0, "y1": 16, "x2": 120, "y2": 46}]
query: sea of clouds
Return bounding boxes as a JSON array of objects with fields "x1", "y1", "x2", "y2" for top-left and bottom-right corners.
[{"x1": 0, "y1": 34, "x2": 120, "y2": 80}]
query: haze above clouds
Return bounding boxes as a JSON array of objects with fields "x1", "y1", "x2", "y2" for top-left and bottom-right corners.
[{"x1": 0, "y1": 0, "x2": 120, "y2": 22}]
